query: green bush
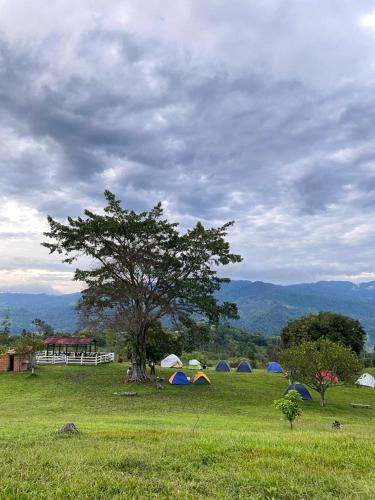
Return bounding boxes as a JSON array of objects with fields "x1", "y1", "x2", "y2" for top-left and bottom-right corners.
[{"x1": 274, "y1": 390, "x2": 302, "y2": 430}]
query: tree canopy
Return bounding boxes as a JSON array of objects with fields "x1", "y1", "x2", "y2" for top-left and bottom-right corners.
[
  {"x1": 280, "y1": 311, "x2": 366, "y2": 354},
  {"x1": 280, "y1": 338, "x2": 362, "y2": 406},
  {"x1": 42, "y1": 191, "x2": 242, "y2": 382}
]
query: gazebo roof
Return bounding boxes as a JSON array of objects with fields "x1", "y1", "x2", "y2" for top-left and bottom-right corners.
[{"x1": 43, "y1": 336, "x2": 95, "y2": 346}]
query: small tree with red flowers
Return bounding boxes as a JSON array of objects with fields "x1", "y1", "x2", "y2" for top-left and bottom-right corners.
[{"x1": 281, "y1": 338, "x2": 362, "y2": 406}]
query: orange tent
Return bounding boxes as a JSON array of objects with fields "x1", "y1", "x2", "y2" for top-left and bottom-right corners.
[{"x1": 192, "y1": 371, "x2": 211, "y2": 385}]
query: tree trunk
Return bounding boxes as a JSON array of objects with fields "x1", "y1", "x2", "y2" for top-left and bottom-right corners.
[
  {"x1": 126, "y1": 326, "x2": 149, "y2": 383},
  {"x1": 127, "y1": 361, "x2": 148, "y2": 383},
  {"x1": 319, "y1": 390, "x2": 326, "y2": 407}
]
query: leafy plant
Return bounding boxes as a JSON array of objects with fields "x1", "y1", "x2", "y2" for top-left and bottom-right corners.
[{"x1": 274, "y1": 390, "x2": 302, "y2": 430}]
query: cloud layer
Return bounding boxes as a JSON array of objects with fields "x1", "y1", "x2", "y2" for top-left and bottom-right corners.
[{"x1": 1, "y1": 0, "x2": 375, "y2": 292}]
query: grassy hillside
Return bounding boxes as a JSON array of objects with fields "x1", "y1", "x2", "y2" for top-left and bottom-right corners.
[{"x1": 0, "y1": 364, "x2": 375, "y2": 498}]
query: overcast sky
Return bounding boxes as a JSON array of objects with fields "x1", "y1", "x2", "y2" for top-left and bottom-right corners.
[{"x1": 1, "y1": 1, "x2": 375, "y2": 293}]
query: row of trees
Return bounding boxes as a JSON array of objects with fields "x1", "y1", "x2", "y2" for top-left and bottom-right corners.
[
  {"x1": 0, "y1": 313, "x2": 282, "y2": 369},
  {"x1": 103, "y1": 321, "x2": 279, "y2": 367}
]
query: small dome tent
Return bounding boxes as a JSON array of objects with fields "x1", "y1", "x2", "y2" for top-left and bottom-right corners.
[
  {"x1": 284, "y1": 383, "x2": 312, "y2": 400},
  {"x1": 161, "y1": 354, "x2": 182, "y2": 368},
  {"x1": 356, "y1": 373, "x2": 375, "y2": 388},
  {"x1": 192, "y1": 371, "x2": 211, "y2": 385},
  {"x1": 169, "y1": 371, "x2": 190, "y2": 385},
  {"x1": 236, "y1": 360, "x2": 252, "y2": 373},
  {"x1": 189, "y1": 359, "x2": 201, "y2": 368},
  {"x1": 215, "y1": 360, "x2": 231, "y2": 372},
  {"x1": 267, "y1": 361, "x2": 283, "y2": 373}
]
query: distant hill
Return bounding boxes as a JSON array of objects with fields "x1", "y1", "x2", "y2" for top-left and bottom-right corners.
[
  {"x1": 217, "y1": 280, "x2": 375, "y2": 345},
  {"x1": 2, "y1": 280, "x2": 375, "y2": 344},
  {"x1": 0, "y1": 292, "x2": 80, "y2": 334}
]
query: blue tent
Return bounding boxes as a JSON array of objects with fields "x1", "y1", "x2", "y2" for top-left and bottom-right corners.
[
  {"x1": 284, "y1": 383, "x2": 312, "y2": 401},
  {"x1": 267, "y1": 361, "x2": 283, "y2": 373},
  {"x1": 215, "y1": 360, "x2": 231, "y2": 372},
  {"x1": 236, "y1": 360, "x2": 252, "y2": 373},
  {"x1": 169, "y1": 371, "x2": 190, "y2": 385}
]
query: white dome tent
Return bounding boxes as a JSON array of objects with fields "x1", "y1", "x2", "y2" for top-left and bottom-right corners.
[
  {"x1": 189, "y1": 359, "x2": 201, "y2": 368},
  {"x1": 160, "y1": 354, "x2": 183, "y2": 368},
  {"x1": 356, "y1": 373, "x2": 375, "y2": 388}
]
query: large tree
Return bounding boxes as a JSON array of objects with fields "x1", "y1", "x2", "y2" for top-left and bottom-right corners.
[
  {"x1": 281, "y1": 312, "x2": 366, "y2": 354},
  {"x1": 42, "y1": 191, "x2": 241, "y2": 382},
  {"x1": 281, "y1": 338, "x2": 362, "y2": 406}
]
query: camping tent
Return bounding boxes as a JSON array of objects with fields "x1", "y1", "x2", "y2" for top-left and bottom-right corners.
[
  {"x1": 236, "y1": 360, "x2": 252, "y2": 373},
  {"x1": 356, "y1": 373, "x2": 375, "y2": 388},
  {"x1": 189, "y1": 359, "x2": 201, "y2": 368},
  {"x1": 284, "y1": 383, "x2": 312, "y2": 400},
  {"x1": 192, "y1": 371, "x2": 211, "y2": 385},
  {"x1": 169, "y1": 371, "x2": 190, "y2": 385},
  {"x1": 267, "y1": 361, "x2": 283, "y2": 373},
  {"x1": 161, "y1": 354, "x2": 182, "y2": 368},
  {"x1": 215, "y1": 360, "x2": 231, "y2": 372}
]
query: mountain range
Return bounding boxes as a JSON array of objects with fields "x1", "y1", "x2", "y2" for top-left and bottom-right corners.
[{"x1": 1, "y1": 280, "x2": 375, "y2": 345}]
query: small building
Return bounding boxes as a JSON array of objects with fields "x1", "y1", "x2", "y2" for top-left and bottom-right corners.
[
  {"x1": 43, "y1": 336, "x2": 97, "y2": 356},
  {"x1": 0, "y1": 348, "x2": 34, "y2": 372}
]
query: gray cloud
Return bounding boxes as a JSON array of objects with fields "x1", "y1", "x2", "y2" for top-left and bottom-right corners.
[{"x1": 1, "y1": 0, "x2": 375, "y2": 291}]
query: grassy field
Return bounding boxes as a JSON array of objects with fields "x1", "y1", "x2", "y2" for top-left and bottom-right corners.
[{"x1": 0, "y1": 364, "x2": 375, "y2": 499}]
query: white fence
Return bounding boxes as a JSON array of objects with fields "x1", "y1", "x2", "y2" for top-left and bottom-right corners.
[{"x1": 36, "y1": 352, "x2": 115, "y2": 366}]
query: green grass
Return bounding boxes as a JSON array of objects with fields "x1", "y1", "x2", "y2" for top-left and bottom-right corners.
[{"x1": 1, "y1": 365, "x2": 375, "y2": 499}]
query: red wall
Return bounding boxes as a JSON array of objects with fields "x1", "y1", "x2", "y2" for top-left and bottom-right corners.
[
  {"x1": 0, "y1": 355, "x2": 8, "y2": 371},
  {"x1": 0, "y1": 354, "x2": 30, "y2": 372}
]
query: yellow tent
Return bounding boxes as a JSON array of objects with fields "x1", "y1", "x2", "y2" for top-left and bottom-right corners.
[{"x1": 192, "y1": 371, "x2": 211, "y2": 385}]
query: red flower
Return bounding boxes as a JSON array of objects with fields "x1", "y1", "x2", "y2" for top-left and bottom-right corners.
[{"x1": 317, "y1": 370, "x2": 339, "y2": 384}]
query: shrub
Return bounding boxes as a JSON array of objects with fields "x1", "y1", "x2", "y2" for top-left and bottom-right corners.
[{"x1": 274, "y1": 390, "x2": 302, "y2": 430}]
